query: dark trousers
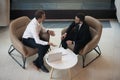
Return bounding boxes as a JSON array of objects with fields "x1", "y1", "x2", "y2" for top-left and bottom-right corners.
[
  {"x1": 61, "y1": 39, "x2": 80, "y2": 54},
  {"x1": 61, "y1": 32, "x2": 82, "y2": 54},
  {"x1": 22, "y1": 38, "x2": 49, "y2": 68}
]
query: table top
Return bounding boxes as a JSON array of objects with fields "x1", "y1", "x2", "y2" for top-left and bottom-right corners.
[{"x1": 45, "y1": 47, "x2": 78, "y2": 70}]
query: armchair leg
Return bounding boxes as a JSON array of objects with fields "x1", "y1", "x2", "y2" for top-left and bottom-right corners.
[
  {"x1": 8, "y1": 45, "x2": 26, "y2": 69},
  {"x1": 94, "y1": 45, "x2": 101, "y2": 55},
  {"x1": 82, "y1": 55, "x2": 86, "y2": 68},
  {"x1": 22, "y1": 56, "x2": 26, "y2": 69},
  {"x1": 82, "y1": 45, "x2": 101, "y2": 68},
  {"x1": 8, "y1": 45, "x2": 15, "y2": 54},
  {"x1": 58, "y1": 41, "x2": 62, "y2": 48}
]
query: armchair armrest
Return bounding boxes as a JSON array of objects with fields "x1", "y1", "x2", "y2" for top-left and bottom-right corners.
[{"x1": 61, "y1": 27, "x2": 68, "y2": 35}]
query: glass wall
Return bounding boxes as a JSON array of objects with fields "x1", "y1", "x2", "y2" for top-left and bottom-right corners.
[{"x1": 11, "y1": 0, "x2": 114, "y2": 10}]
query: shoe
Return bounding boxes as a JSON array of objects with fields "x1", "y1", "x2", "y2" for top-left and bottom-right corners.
[
  {"x1": 40, "y1": 65, "x2": 49, "y2": 73},
  {"x1": 31, "y1": 62, "x2": 39, "y2": 70},
  {"x1": 33, "y1": 61, "x2": 40, "y2": 69}
]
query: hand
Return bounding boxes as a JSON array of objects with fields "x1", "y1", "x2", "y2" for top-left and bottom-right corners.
[
  {"x1": 48, "y1": 30, "x2": 55, "y2": 36},
  {"x1": 61, "y1": 33, "x2": 67, "y2": 40},
  {"x1": 66, "y1": 40, "x2": 73, "y2": 45},
  {"x1": 48, "y1": 42, "x2": 57, "y2": 47}
]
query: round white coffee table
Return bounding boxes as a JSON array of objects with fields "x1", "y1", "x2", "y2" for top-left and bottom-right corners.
[{"x1": 45, "y1": 48, "x2": 78, "y2": 80}]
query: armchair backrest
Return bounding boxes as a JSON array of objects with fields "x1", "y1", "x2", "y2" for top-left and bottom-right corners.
[
  {"x1": 80, "y1": 16, "x2": 102, "y2": 55},
  {"x1": 9, "y1": 16, "x2": 31, "y2": 56},
  {"x1": 10, "y1": 16, "x2": 30, "y2": 41}
]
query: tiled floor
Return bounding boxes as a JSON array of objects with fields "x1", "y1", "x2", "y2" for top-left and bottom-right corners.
[{"x1": 0, "y1": 20, "x2": 120, "y2": 80}]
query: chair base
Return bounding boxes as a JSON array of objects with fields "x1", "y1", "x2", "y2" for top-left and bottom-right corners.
[
  {"x1": 81, "y1": 45, "x2": 101, "y2": 68},
  {"x1": 8, "y1": 45, "x2": 26, "y2": 69}
]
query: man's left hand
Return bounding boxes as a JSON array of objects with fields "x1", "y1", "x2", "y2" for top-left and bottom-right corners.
[
  {"x1": 48, "y1": 30, "x2": 55, "y2": 36},
  {"x1": 66, "y1": 40, "x2": 73, "y2": 45}
]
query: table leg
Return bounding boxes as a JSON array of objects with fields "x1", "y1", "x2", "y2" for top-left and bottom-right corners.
[
  {"x1": 68, "y1": 69, "x2": 72, "y2": 80},
  {"x1": 50, "y1": 67, "x2": 54, "y2": 80}
]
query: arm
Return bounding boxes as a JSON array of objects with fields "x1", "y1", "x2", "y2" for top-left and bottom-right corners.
[
  {"x1": 66, "y1": 21, "x2": 75, "y2": 34},
  {"x1": 40, "y1": 23, "x2": 47, "y2": 33},
  {"x1": 61, "y1": 22, "x2": 75, "y2": 40},
  {"x1": 31, "y1": 25, "x2": 48, "y2": 45},
  {"x1": 41, "y1": 23, "x2": 55, "y2": 36},
  {"x1": 75, "y1": 25, "x2": 91, "y2": 45}
]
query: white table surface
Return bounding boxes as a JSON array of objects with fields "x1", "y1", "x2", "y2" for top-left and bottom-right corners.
[{"x1": 45, "y1": 47, "x2": 78, "y2": 70}]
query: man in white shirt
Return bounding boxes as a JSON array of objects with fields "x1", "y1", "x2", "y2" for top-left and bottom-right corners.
[{"x1": 22, "y1": 10, "x2": 55, "y2": 73}]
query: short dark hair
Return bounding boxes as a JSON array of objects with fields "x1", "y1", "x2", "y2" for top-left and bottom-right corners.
[
  {"x1": 76, "y1": 13, "x2": 85, "y2": 21},
  {"x1": 34, "y1": 10, "x2": 45, "y2": 19}
]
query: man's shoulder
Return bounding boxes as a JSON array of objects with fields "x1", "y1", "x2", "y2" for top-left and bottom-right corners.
[
  {"x1": 70, "y1": 21, "x2": 78, "y2": 27},
  {"x1": 72, "y1": 21, "x2": 75, "y2": 23},
  {"x1": 28, "y1": 18, "x2": 37, "y2": 26},
  {"x1": 83, "y1": 21, "x2": 89, "y2": 27}
]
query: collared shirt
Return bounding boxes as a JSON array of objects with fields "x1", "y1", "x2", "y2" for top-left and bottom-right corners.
[
  {"x1": 78, "y1": 23, "x2": 82, "y2": 30},
  {"x1": 22, "y1": 18, "x2": 48, "y2": 45}
]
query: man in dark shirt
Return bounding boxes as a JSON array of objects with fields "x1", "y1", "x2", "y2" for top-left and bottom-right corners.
[{"x1": 61, "y1": 13, "x2": 92, "y2": 54}]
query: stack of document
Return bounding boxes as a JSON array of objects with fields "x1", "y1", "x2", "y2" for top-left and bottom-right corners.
[{"x1": 47, "y1": 48, "x2": 62, "y2": 62}]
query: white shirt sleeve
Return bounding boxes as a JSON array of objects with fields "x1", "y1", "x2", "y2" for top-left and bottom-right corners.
[{"x1": 31, "y1": 25, "x2": 48, "y2": 45}]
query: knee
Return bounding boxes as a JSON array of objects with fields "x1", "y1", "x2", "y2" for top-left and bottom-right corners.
[
  {"x1": 44, "y1": 45, "x2": 50, "y2": 50},
  {"x1": 73, "y1": 46, "x2": 80, "y2": 55},
  {"x1": 46, "y1": 45, "x2": 50, "y2": 49},
  {"x1": 61, "y1": 41, "x2": 67, "y2": 49},
  {"x1": 73, "y1": 49, "x2": 79, "y2": 55}
]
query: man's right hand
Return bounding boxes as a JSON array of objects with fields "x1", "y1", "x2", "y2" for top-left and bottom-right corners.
[
  {"x1": 61, "y1": 33, "x2": 67, "y2": 40},
  {"x1": 48, "y1": 42, "x2": 57, "y2": 47}
]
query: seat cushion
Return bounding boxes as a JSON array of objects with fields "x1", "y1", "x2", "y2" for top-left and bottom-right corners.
[{"x1": 24, "y1": 45, "x2": 38, "y2": 57}]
